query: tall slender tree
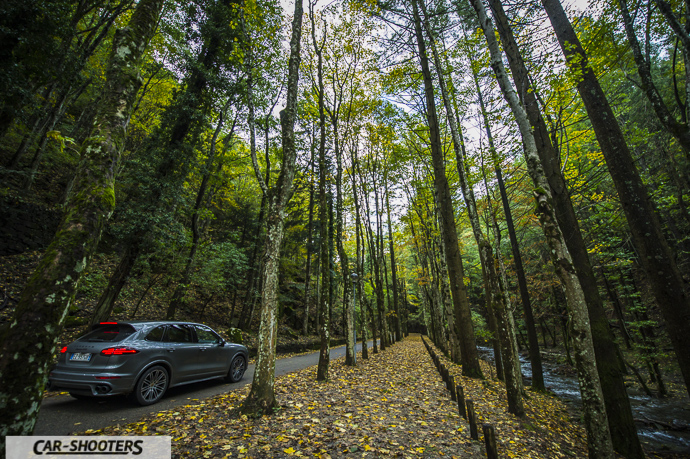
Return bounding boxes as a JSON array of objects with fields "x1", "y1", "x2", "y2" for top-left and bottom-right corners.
[
  {"x1": 419, "y1": 0, "x2": 523, "y2": 414},
  {"x1": 410, "y1": 0, "x2": 482, "y2": 377},
  {"x1": 310, "y1": 0, "x2": 331, "y2": 382},
  {"x1": 468, "y1": 0, "x2": 614, "y2": 455},
  {"x1": 541, "y1": 0, "x2": 690, "y2": 399},
  {"x1": 0, "y1": 0, "x2": 165, "y2": 441},
  {"x1": 241, "y1": 0, "x2": 303, "y2": 415},
  {"x1": 483, "y1": 1, "x2": 642, "y2": 454}
]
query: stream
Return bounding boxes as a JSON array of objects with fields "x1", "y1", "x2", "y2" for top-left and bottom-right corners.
[{"x1": 476, "y1": 347, "x2": 690, "y2": 455}]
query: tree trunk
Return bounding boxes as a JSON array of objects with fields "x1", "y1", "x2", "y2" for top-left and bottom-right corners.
[
  {"x1": 373, "y1": 172, "x2": 390, "y2": 350},
  {"x1": 327, "y1": 193, "x2": 335, "y2": 336},
  {"x1": 619, "y1": 0, "x2": 690, "y2": 153},
  {"x1": 310, "y1": 3, "x2": 330, "y2": 381},
  {"x1": 338, "y1": 130, "x2": 354, "y2": 363},
  {"x1": 406, "y1": 182, "x2": 452, "y2": 356},
  {"x1": 352, "y1": 146, "x2": 368, "y2": 360},
  {"x1": 362, "y1": 164, "x2": 385, "y2": 353},
  {"x1": 240, "y1": 195, "x2": 267, "y2": 329},
  {"x1": 130, "y1": 274, "x2": 162, "y2": 319},
  {"x1": 0, "y1": 0, "x2": 164, "y2": 440},
  {"x1": 470, "y1": 0, "x2": 613, "y2": 455},
  {"x1": 420, "y1": 1, "x2": 522, "y2": 413},
  {"x1": 167, "y1": 103, "x2": 229, "y2": 320},
  {"x1": 7, "y1": 86, "x2": 54, "y2": 169},
  {"x1": 471, "y1": 61, "x2": 544, "y2": 391},
  {"x1": 242, "y1": 0, "x2": 302, "y2": 415},
  {"x1": 411, "y1": 0, "x2": 482, "y2": 378},
  {"x1": 90, "y1": 243, "x2": 141, "y2": 326},
  {"x1": 486, "y1": 0, "x2": 641, "y2": 454},
  {"x1": 601, "y1": 271, "x2": 633, "y2": 350},
  {"x1": 303, "y1": 139, "x2": 316, "y2": 335},
  {"x1": 385, "y1": 179, "x2": 402, "y2": 342},
  {"x1": 433, "y1": 202, "x2": 461, "y2": 362},
  {"x1": 23, "y1": 87, "x2": 73, "y2": 191},
  {"x1": 542, "y1": 0, "x2": 690, "y2": 400}
]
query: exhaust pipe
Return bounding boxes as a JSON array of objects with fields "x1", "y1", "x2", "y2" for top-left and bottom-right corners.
[{"x1": 95, "y1": 385, "x2": 111, "y2": 394}]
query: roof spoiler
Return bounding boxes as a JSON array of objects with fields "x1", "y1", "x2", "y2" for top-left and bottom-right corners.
[{"x1": 91, "y1": 321, "x2": 119, "y2": 329}]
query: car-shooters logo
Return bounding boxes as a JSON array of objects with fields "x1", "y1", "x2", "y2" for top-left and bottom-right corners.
[{"x1": 6, "y1": 436, "x2": 171, "y2": 459}]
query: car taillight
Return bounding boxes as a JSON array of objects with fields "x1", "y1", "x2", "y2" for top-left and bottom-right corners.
[
  {"x1": 95, "y1": 376, "x2": 121, "y2": 380},
  {"x1": 100, "y1": 322, "x2": 118, "y2": 325},
  {"x1": 100, "y1": 347, "x2": 138, "y2": 356},
  {"x1": 60, "y1": 346, "x2": 67, "y2": 354}
]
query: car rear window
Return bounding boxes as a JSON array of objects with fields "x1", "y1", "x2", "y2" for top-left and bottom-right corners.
[{"x1": 80, "y1": 324, "x2": 137, "y2": 342}]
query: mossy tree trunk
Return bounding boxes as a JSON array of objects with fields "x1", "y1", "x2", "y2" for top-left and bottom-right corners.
[
  {"x1": 241, "y1": 0, "x2": 302, "y2": 415},
  {"x1": 470, "y1": 0, "x2": 614, "y2": 456},
  {"x1": 543, "y1": 0, "x2": 690, "y2": 401},
  {"x1": 0, "y1": 0, "x2": 164, "y2": 441},
  {"x1": 487, "y1": 0, "x2": 641, "y2": 453},
  {"x1": 433, "y1": 205, "x2": 461, "y2": 363}
]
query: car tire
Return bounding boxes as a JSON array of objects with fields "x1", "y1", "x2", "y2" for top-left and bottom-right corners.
[
  {"x1": 134, "y1": 365, "x2": 169, "y2": 406},
  {"x1": 225, "y1": 356, "x2": 246, "y2": 383}
]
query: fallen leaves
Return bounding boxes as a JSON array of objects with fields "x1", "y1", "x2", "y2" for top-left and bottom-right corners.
[
  {"x1": 425, "y1": 340, "x2": 589, "y2": 459},
  {"x1": 84, "y1": 336, "x2": 484, "y2": 458}
]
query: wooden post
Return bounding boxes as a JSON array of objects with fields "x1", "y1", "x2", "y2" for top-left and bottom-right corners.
[
  {"x1": 483, "y1": 424, "x2": 498, "y2": 459},
  {"x1": 456, "y1": 384, "x2": 466, "y2": 419},
  {"x1": 466, "y1": 399, "x2": 478, "y2": 440},
  {"x1": 449, "y1": 376, "x2": 456, "y2": 401}
]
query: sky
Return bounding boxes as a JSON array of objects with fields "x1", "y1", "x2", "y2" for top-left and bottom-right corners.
[{"x1": 278, "y1": 0, "x2": 598, "y2": 14}]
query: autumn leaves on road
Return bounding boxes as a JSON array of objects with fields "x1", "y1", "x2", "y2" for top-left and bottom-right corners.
[{"x1": 85, "y1": 336, "x2": 585, "y2": 458}]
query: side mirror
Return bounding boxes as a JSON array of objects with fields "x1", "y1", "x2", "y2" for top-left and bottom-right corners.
[{"x1": 219, "y1": 340, "x2": 226, "y2": 347}]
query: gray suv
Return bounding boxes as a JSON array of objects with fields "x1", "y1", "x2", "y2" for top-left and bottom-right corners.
[{"x1": 48, "y1": 321, "x2": 248, "y2": 405}]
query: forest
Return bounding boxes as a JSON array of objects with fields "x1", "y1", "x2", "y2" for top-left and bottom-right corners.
[{"x1": 0, "y1": 0, "x2": 689, "y2": 457}]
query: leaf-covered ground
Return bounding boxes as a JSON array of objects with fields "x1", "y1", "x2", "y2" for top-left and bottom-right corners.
[
  {"x1": 81, "y1": 336, "x2": 600, "y2": 458},
  {"x1": 423, "y1": 339, "x2": 588, "y2": 459}
]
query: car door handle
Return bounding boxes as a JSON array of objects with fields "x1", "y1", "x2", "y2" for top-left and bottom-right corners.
[
  {"x1": 167, "y1": 348, "x2": 175, "y2": 353},
  {"x1": 200, "y1": 348, "x2": 207, "y2": 352}
]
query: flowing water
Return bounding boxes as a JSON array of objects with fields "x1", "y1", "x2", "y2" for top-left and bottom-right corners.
[{"x1": 477, "y1": 347, "x2": 690, "y2": 455}]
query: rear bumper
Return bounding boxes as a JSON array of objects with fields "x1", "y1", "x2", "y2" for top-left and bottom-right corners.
[{"x1": 48, "y1": 370, "x2": 136, "y2": 397}]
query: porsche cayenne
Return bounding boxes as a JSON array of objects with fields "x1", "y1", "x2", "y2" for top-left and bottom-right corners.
[{"x1": 48, "y1": 321, "x2": 248, "y2": 405}]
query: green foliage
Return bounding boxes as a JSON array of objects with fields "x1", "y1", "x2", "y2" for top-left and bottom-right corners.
[
  {"x1": 192, "y1": 241, "x2": 248, "y2": 298},
  {"x1": 226, "y1": 327, "x2": 244, "y2": 344},
  {"x1": 77, "y1": 264, "x2": 109, "y2": 298},
  {"x1": 471, "y1": 310, "x2": 493, "y2": 343}
]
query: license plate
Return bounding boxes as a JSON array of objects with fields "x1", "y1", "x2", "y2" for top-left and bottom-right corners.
[{"x1": 69, "y1": 353, "x2": 92, "y2": 362}]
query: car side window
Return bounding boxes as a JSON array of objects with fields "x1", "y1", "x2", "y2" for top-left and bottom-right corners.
[
  {"x1": 195, "y1": 326, "x2": 221, "y2": 344},
  {"x1": 163, "y1": 324, "x2": 194, "y2": 343},
  {"x1": 145, "y1": 326, "x2": 166, "y2": 342}
]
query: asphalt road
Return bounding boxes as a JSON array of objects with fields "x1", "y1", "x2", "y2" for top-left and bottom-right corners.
[{"x1": 34, "y1": 341, "x2": 375, "y2": 436}]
